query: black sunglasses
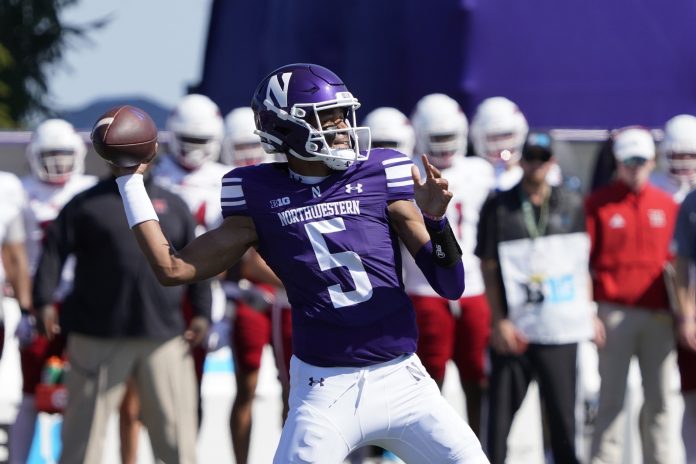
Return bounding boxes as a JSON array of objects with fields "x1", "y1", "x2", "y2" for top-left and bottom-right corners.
[
  {"x1": 522, "y1": 151, "x2": 553, "y2": 163},
  {"x1": 621, "y1": 156, "x2": 648, "y2": 168}
]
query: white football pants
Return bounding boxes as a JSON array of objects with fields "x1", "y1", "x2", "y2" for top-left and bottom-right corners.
[{"x1": 274, "y1": 353, "x2": 489, "y2": 463}]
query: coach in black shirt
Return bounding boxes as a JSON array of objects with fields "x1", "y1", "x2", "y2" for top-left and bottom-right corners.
[
  {"x1": 476, "y1": 132, "x2": 600, "y2": 464},
  {"x1": 33, "y1": 172, "x2": 210, "y2": 464}
]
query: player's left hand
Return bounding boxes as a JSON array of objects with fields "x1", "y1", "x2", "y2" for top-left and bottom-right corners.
[
  {"x1": 15, "y1": 312, "x2": 37, "y2": 348},
  {"x1": 184, "y1": 316, "x2": 210, "y2": 347},
  {"x1": 592, "y1": 315, "x2": 606, "y2": 349},
  {"x1": 677, "y1": 316, "x2": 696, "y2": 352},
  {"x1": 412, "y1": 154, "x2": 453, "y2": 219}
]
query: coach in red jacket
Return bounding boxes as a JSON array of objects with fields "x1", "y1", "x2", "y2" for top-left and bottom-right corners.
[{"x1": 586, "y1": 127, "x2": 679, "y2": 464}]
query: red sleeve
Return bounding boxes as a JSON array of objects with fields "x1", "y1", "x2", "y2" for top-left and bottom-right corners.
[{"x1": 584, "y1": 194, "x2": 599, "y2": 267}]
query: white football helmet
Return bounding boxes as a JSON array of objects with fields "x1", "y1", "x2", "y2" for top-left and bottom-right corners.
[
  {"x1": 221, "y1": 107, "x2": 271, "y2": 167},
  {"x1": 166, "y1": 94, "x2": 224, "y2": 170},
  {"x1": 362, "y1": 107, "x2": 415, "y2": 157},
  {"x1": 410, "y1": 94, "x2": 468, "y2": 169},
  {"x1": 26, "y1": 119, "x2": 86, "y2": 184},
  {"x1": 470, "y1": 96, "x2": 529, "y2": 166},
  {"x1": 661, "y1": 114, "x2": 696, "y2": 184}
]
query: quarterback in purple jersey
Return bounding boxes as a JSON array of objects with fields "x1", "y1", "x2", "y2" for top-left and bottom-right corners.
[{"x1": 113, "y1": 63, "x2": 488, "y2": 463}]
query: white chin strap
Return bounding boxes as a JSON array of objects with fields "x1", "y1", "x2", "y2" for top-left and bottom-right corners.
[{"x1": 323, "y1": 148, "x2": 357, "y2": 170}]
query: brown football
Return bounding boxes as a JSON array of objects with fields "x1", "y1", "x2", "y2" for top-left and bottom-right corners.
[{"x1": 91, "y1": 105, "x2": 158, "y2": 167}]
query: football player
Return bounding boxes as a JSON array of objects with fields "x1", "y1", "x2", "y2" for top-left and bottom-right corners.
[
  {"x1": 0, "y1": 171, "x2": 30, "y2": 362},
  {"x1": 406, "y1": 93, "x2": 495, "y2": 436},
  {"x1": 652, "y1": 114, "x2": 696, "y2": 203},
  {"x1": 153, "y1": 93, "x2": 227, "y2": 423},
  {"x1": 114, "y1": 63, "x2": 488, "y2": 463},
  {"x1": 156, "y1": 93, "x2": 230, "y2": 234},
  {"x1": 655, "y1": 114, "x2": 696, "y2": 464},
  {"x1": 471, "y1": 96, "x2": 561, "y2": 191},
  {"x1": 222, "y1": 106, "x2": 293, "y2": 464},
  {"x1": 10, "y1": 119, "x2": 97, "y2": 464}
]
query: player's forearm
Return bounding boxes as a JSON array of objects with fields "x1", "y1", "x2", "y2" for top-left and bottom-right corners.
[
  {"x1": 133, "y1": 221, "x2": 196, "y2": 285},
  {"x1": 414, "y1": 242, "x2": 464, "y2": 299},
  {"x1": 2, "y1": 242, "x2": 32, "y2": 309},
  {"x1": 413, "y1": 216, "x2": 465, "y2": 299}
]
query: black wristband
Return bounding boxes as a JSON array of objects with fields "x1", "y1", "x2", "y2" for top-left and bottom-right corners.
[{"x1": 426, "y1": 219, "x2": 462, "y2": 268}]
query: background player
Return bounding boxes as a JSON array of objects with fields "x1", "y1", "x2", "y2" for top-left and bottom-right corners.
[
  {"x1": 0, "y1": 171, "x2": 31, "y2": 361},
  {"x1": 9, "y1": 119, "x2": 97, "y2": 464},
  {"x1": 651, "y1": 114, "x2": 696, "y2": 203},
  {"x1": 113, "y1": 63, "x2": 488, "y2": 463},
  {"x1": 406, "y1": 93, "x2": 494, "y2": 437},
  {"x1": 222, "y1": 106, "x2": 293, "y2": 464},
  {"x1": 654, "y1": 114, "x2": 696, "y2": 463},
  {"x1": 152, "y1": 93, "x2": 227, "y2": 418}
]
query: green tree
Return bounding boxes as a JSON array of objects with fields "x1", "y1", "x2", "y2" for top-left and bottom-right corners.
[{"x1": 0, "y1": 0, "x2": 107, "y2": 128}]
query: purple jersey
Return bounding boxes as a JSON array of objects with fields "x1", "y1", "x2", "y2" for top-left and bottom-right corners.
[{"x1": 221, "y1": 149, "x2": 418, "y2": 366}]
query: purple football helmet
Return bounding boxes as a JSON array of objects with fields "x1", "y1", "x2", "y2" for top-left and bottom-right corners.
[{"x1": 251, "y1": 63, "x2": 371, "y2": 170}]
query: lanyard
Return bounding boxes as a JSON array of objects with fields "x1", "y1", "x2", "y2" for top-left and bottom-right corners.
[{"x1": 520, "y1": 189, "x2": 550, "y2": 239}]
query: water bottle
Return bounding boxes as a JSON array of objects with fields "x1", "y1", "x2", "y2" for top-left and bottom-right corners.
[{"x1": 40, "y1": 356, "x2": 64, "y2": 385}]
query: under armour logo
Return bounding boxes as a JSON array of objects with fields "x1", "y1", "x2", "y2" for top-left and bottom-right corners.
[
  {"x1": 435, "y1": 244, "x2": 445, "y2": 259},
  {"x1": 345, "y1": 183, "x2": 363, "y2": 194},
  {"x1": 406, "y1": 364, "x2": 426, "y2": 382},
  {"x1": 308, "y1": 377, "x2": 325, "y2": 387}
]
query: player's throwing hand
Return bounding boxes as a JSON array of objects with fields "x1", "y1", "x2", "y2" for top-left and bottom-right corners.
[{"x1": 412, "y1": 154, "x2": 453, "y2": 219}]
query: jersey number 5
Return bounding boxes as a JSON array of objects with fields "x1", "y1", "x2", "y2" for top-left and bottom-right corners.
[{"x1": 305, "y1": 218, "x2": 373, "y2": 309}]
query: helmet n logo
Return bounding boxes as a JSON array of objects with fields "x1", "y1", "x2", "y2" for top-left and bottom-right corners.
[{"x1": 267, "y1": 72, "x2": 292, "y2": 108}]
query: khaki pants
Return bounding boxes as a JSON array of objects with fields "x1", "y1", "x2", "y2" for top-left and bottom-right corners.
[
  {"x1": 59, "y1": 334, "x2": 198, "y2": 464},
  {"x1": 591, "y1": 303, "x2": 676, "y2": 464}
]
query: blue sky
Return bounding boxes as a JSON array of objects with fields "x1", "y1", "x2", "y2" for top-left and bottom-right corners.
[{"x1": 49, "y1": 0, "x2": 213, "y2": 111}]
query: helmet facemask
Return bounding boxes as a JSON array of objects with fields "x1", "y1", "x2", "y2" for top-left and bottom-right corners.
[
  {"x1": 35, "y1": 150, "x2": 78, "y2": 184},
  {"x1": 227, "y1": 140, "x2": 269, "y2": 167},
  {"x1": 424, "y1": 132, "x2": 465, "y2": 169},
  {"x1": 481, "y1": 131, "x2": 524, "y2": 167},
  {"x1": 170, "y1": 134, "x2": 221, "y2": 170},
  {"x1": 666, "y1": 151, "x2": 696, "y2": 185}
]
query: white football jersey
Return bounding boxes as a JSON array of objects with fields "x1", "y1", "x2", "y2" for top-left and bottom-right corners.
[
  {"x1": 153, "y1": 154, "x2": 231, "y2": 233},
  {"x1": 21, "y1": 174, "x2": 97, "y2": 271},
  {"x1": 0, "y1": 171, "x2": 27, "y2": 284},
  {"x1": 403, "y1": 155, "x2": 495, "y2": 297}
]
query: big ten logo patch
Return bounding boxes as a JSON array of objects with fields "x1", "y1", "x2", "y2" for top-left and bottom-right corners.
[
  {"x1": 0, "y1": 423, "x2": 8, "y2": 463},
  {"x1": 270, "y1": 196, "x2": 291, "y2": 208}
]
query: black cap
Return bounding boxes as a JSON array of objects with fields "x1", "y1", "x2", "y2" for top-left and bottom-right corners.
[{"x1": 522, "y1": 132, "x2": 553, "y2": 162}]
